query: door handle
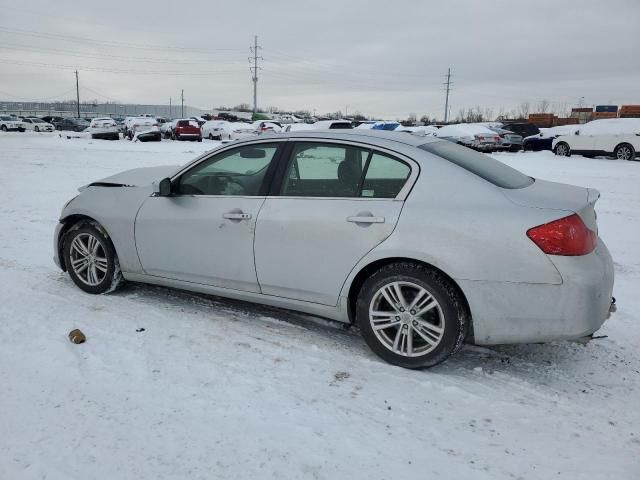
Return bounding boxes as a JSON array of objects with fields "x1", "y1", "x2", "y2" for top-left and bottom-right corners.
[
  {"x1": 347, "y1": 215, "x2": 385, "y2": 224},
  {"x1": 223, "y1": 212, "x2": 252, "y2": 220}
]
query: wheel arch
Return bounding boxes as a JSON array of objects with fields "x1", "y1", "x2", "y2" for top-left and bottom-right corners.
[
  {"x1": 345, "y1": 256, "x2": 473, "y2": 340},
  {"x1": 57, "y1": 214, "x2": 112, "y2": 271},
  {"x1": 614, "y1": 142, "x2": 636, "y2": 158}
]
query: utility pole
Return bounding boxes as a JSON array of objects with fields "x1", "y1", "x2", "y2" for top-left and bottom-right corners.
[
  {"x1": 75, "y1": 70, "x2": 80, "y2": 118},
  {"x1": 169, "y1": 97, "x2": 172, "y2": 118},
  {"x1": 249, "y1": 35, "x2": 262, "y2": 117},
  {"x1": 443, "y1": 67, "x2": 452, "y2": 123},
  {"x1": 181, "y1": 89, "x2": 184, "y2": 118}
]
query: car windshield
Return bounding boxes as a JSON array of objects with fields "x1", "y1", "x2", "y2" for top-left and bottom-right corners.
[
  {"x1": 1, "y1": 116, "x2": 13, "y2": 120},
  {"x1": 30, "y1": 118, "x2": 44, "y2": 123},
  {"x1": 419, "y1": 141, "x2": 534, "y2": 189}
]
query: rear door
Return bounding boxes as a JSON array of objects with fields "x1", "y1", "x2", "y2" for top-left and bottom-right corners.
[{"x1": 254, "y1": 140, "x2": 417, "y2": 306}]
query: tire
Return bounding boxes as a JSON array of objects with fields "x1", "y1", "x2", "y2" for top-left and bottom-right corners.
[
  {"x1": 554, "y1": 142, "x2": 570, "y2": 156},
  {"x1": 63, "y1": 221, "x2": 123, "y2": 294},
  {"x1": 197, "y1": 137, "x2": 202, "y2": 142},
  {"x1": 1, "y1": 125, "x2": 7, "y2": 132},
  {"x1": 614, "y1": 143, "x2": 636, "y2": 161},
  {"x1": 356, "y1": 262, "x2": 468, "y2": 369},
  {"x1": 208, "y1": 133, "x2": 214, "y2": 140},
  {"x1": 35, "y1": 126, "x2": 39, "y2": 132}
]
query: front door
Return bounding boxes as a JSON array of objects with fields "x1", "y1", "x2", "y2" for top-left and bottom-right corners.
[
  {"x1": 254, "y1": 141, "x2": 416, "y2": 305},
  {"x1": 135, "y1": 142, "x2": 283, "y2": 292}
]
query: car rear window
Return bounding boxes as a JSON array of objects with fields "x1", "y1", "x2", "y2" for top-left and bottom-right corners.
[{"x1": 419, "y1": 141, "x2": 534, "y2": 189}]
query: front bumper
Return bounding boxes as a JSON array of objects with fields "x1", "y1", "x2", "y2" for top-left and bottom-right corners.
[
  {"x1": 53, "y1": 221, "x2": 64, "y2": 270},
  {"x1": 461, "y1": 238, "x2": 615, "y2": 345}
]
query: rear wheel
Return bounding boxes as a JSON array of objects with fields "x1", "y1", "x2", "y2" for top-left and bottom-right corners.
[
  {"x1": 1, "y1": 125, "x2": 7, "y2": 132},
  {"x1": 356, "y1": 262, "x2": 468, "y2": 368},
  {"x1": 615, "y1": 143, "x2": 636, "y2": 161},
  {"x1": 554, "y1": 142, "x2": 570, "y2": 156},
  {"x1": 63, "y1": 221, "x2": 123, "y2": 294}
]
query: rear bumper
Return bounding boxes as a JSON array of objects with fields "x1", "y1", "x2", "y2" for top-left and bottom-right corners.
[{"x1": 461, "y1": 238, "x2": 615, "y2": 345}]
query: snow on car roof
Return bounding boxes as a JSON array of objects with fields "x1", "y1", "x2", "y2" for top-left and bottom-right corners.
[
  {"x1": 435, "y1": 123, "x2": 497, "y2": 137},
  {"x1": 578, "y1": 118, "x2": 640, "y2": 135}
]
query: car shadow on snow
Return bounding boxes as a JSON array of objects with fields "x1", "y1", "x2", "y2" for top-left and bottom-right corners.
[{"x1": 105, "y1": 281, "x2": 614, "y2": 391}]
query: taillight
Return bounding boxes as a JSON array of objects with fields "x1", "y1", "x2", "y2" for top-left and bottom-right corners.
[
  {"x1": 526, "y1": 214, "x2": 597, "y2": 256},
  {"x1": 494, "y1": 136, "x2": 501, "y2": 142}
]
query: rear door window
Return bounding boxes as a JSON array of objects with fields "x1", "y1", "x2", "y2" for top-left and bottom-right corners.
[{"x1": 281, "y1": 142, "x2": 412, "y2": 198}]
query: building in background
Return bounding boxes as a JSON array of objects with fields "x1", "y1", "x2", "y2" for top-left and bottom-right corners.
[{"x1": 0, "y1": 101, "x2": 206, "y2": 119}]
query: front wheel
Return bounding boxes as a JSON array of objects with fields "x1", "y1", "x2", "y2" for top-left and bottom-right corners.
[
  {"x1": 356, "y1": 263, "x2": 468, "y2": 368},
  {"x1": 615, "y1": 143, "x2": 636, "y2": 161},
  {"x1": 1, "y1": 125, "x2": 7, "y2": 132},
  {"x1": 34, "y1": 126, "x2": 40, "y2": 132},
  {"x1": 63, "y1": 221, "x2": 123, "y2": 294},
  {"x1": 554, "y1": 142, "x2": 570, "y2": 156}
]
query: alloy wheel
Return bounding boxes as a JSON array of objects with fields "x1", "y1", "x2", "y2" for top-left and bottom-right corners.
[
  {"x1": 369, "y1": 281, "x2": 445, "y2": 357},
  {"x1": 556, "y1": 144, "x2": 568, "y2": 156},
  {"x1": 69, "y1": 233, "x2": 108, "y2": 286},
  {"x1": 616, "y1": 146, "x2": 632, "y2": 160}
]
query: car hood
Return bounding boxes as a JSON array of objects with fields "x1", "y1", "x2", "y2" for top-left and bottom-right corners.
[{"x1": 81, "y1": 165, "x2": 179, "y2": 190}]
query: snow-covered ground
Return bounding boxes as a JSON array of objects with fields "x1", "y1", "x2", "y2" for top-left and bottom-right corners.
[{"x1": 0, "y1": 132, "x2": 638, "y2": 480}]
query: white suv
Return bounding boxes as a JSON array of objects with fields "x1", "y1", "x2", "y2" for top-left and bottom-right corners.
[
  {"x1": 0, "y1": 115, "x2": 25, "y2": 132},
  {"x1": 553, "y1": 118, "x2": 640, "y2": 161}
]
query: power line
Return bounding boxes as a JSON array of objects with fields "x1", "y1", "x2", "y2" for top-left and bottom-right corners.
[
  {"x1": 0, "y1": 43, "x2": 247, "y2": 66},
  {"x1": 0, "y1": 25, "x2": 244, "y2": 53},
  {"x1": 0, "y1": 57, "x2": 245, "y2": 76}
]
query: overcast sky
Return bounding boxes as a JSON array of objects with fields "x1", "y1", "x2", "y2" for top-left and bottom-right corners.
[{"x1": 1, "y1": 0, "x2": 639, "y2": 119}]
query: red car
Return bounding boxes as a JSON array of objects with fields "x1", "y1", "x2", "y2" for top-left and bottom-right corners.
[{"x1": 171, "y1": 119, "x2": 202, "y2": 142}]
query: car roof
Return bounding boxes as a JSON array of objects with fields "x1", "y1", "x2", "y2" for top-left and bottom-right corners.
[{"x1": 238, "y1": 129, "x2": 442, "y2": 148}]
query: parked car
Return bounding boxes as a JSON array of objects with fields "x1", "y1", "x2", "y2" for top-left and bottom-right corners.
[
  {"x1": 523, "y1": 125, "x2": 579, "y2": 152},
  {"x1": 433, "y1": 124, "x2": 500, "y2": 152},
  {"x1": 396, "y1": 125, "x2": 439, "y2": 136},
  {"x1": 553, "y1": 118, "x2": 640, "y2": 160},
  {"x1": 57, "y1": 117, "x2": 90, "y2": 132},
  {"x1": 253, "y1": 121, "x2": 282, "y2": 134},
  {"x1": 124, "y1": 117, "x2": 161, "y2": 141},
  {"x1": 161, "y1": 119, "x2": 176, "y2": 138},
  {"x1": 88, "y1": 118, "x2": 120, "y2": 140},
  {"x1": 21, "y1": 117, "x2": 55, "y2": 132},
  {"x1": 189, "y1": 116, "x2": 207, "y2": 127},
  {"x1": 312, "y1": 119, "x2": 353, "y2": 129},
  {"x1": 41, "y1": 116, "x2": 64, "y2": 127},
  {"x1": 172, "y1": 119, "x2": 202, "y2": 141},
  {"x1": 0, "y1": 115, "x2": 25, "y2": 132},
  {"x1": 53, "y1": 130, "x2": 614, "y2": 369},
  {"x1": 356, "y1": 121, "x2": 401, "y2": 131},
  {"x1": 489, "y1": 127, "x2": 523, "y2": 152},
  {"x1": 500, "y1": 122, "x2": 540, "y2": 139}
]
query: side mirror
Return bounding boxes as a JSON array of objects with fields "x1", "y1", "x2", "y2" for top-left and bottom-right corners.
[{"x1": 153, "y1": 177, "x2": 173, "y2": 196}]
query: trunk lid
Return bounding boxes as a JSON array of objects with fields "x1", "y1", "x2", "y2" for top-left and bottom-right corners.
[{"x1": 502, "y1": 179, "x2": 599, "y2": 231}]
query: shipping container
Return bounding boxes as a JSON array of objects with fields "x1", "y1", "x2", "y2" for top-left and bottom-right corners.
[
  {"x1": 595, "y1": 105, "x2": 618, "y2": 113},
  {"x1": 620, "y1": 105, "x2": 640, "y2": 114},
  {"x1": 571, "y1": 107, "x2": 593, "y2": 113},
  {"x1": 592, "y1": 111, "x2": 618, "y2": 119}
]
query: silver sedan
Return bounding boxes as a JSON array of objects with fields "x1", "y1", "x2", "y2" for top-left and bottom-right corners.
[{"x1": 53, "y1": 130, "x2": 615, "y2": 368}]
